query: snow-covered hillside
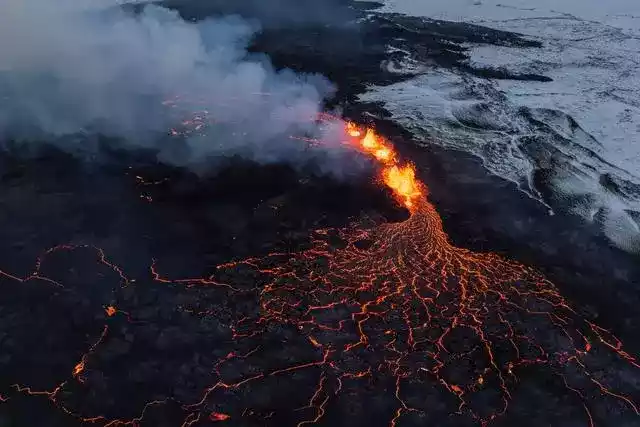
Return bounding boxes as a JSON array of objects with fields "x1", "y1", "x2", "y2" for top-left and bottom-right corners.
[{"x1": 363, "y1": 0, "x2": 640, "y2": 252}]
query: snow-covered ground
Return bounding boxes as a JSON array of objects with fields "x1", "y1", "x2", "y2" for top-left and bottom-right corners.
[
  {"x1": 362, "y1": 0, "x2": 640, "y2": 252},
  {"x1": 379, "y1": 0, "x2": 640, "y2": 31}
]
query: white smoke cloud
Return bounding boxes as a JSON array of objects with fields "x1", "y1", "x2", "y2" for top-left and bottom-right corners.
[{"x1": 0, "y1": 0, "x2": 348, "y2": 168}]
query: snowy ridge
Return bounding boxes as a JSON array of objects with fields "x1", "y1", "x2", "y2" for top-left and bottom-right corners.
[{"x1": 364, "y1": 0, "x2": 640, "y2": 252}]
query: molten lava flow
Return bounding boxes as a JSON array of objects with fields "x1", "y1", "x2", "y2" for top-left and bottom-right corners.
[
  {"x1": 345, "y1": 123, "x2": 420, "y2": 209},
  {"x1": 2, "y1": 118, "x2": 639, "y2": 427}
]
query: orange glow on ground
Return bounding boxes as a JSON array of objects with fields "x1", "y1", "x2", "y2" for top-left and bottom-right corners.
[
  {"x1": 2, "y1": 113, "x2": 638, "y2": 427},
  {"x1": 209, "y1": 412, "x2": 231, "y2": 422}
]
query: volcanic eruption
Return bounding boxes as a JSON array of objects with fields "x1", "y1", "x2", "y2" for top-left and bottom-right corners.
[
  {"x1": 1, "y1": 120, "x2": 638, "y2": 427},
  {"x1": 0, "y1": 1, "x2": 638, "y2": 427}
]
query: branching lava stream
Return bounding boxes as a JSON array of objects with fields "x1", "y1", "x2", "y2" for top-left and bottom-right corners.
[{"x1": 1, "y1": 121, "x2": 638, "y2": 427}]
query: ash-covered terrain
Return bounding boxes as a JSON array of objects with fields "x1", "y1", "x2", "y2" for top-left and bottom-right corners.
[{"x1": 0, "y1": 1, "x2": 639, "y2": 427}]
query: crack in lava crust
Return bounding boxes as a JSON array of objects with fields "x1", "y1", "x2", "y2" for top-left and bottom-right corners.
[
  {"x1": 1, "y1": 124, "x2": 639, "y2": 427},
  {"x1": 221, "y1": 196, "x2": 640, "y2": 427}
]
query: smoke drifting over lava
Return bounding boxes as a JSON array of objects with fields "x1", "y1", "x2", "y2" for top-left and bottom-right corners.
[{"x1": 0, "y1": 0, "x2": 343, "y2": 168}]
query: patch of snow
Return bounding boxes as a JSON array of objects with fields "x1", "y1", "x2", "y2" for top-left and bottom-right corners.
[{"x1": 364, "y1": 0, "x2": 640, "y2": 251}]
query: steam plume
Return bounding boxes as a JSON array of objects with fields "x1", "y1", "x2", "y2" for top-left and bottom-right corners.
[{"x1": 0, "y1": 0, "x2": 347, "y2": 168}]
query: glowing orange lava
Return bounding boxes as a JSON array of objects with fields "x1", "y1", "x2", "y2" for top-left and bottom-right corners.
[
  {"x1": 2, "y1": 116, "x2": 639, "y2": 427},
  {"x1": 383, "y1": 165, "x2": 421, "y2": 209},
  {"x1": 346, "y1": 123, "x2": 420, "y2": 209},
  {"x1": 210, "y1": 412, "x2": 231, "y2": 422},
  {"x1": 346, "y1": 122, "x2": 361, "y2": 138}
]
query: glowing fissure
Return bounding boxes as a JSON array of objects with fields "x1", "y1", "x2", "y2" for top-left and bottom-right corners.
[
  {"x1": 2, "y1": 120, "x2": 639, "y2": 427},
  {"x1": 346, "y1": 123, "x2": 421, "y2": 209}
]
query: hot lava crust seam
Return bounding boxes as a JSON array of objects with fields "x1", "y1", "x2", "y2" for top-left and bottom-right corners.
[{"x1": 0, "y1": 122, "x2": 638, "y2": 427}]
